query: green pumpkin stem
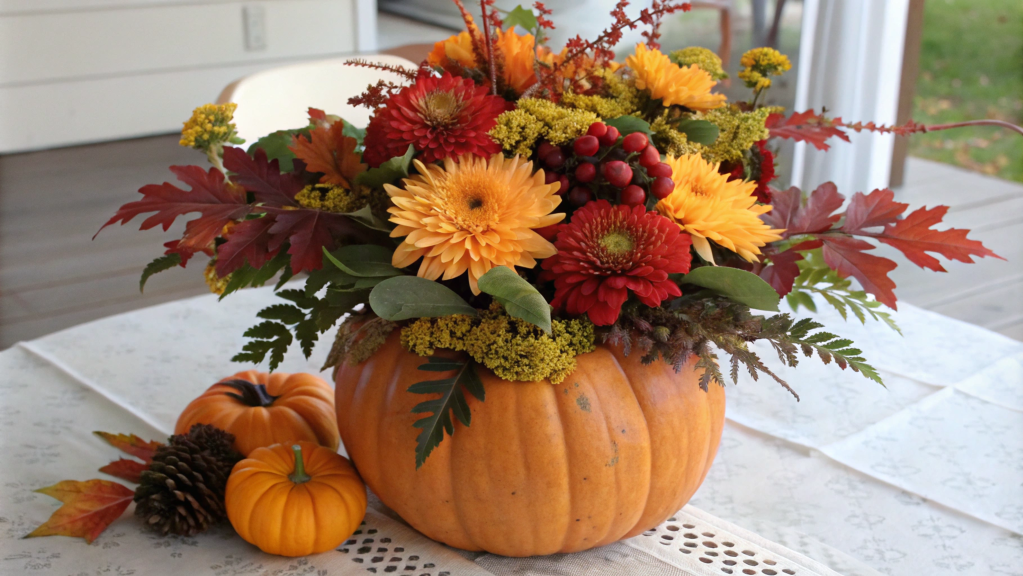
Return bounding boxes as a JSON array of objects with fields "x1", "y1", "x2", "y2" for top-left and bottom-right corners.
[{"x1": 289, "y1": 445, "x2": 311, "y2": 484}]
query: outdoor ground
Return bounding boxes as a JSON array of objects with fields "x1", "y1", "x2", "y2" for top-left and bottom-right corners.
[{"x1": 910, "y1": 0, "x2": 1023, "y2": 183}]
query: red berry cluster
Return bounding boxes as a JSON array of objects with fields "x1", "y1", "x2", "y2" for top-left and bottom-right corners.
[{"x1": 536, "y1": 122, "x2": 675, "y2": 210}]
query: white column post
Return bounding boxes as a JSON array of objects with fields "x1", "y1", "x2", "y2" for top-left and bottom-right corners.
[{"x1": 790, "y1": 0, "x2": 910, "y2": 195}]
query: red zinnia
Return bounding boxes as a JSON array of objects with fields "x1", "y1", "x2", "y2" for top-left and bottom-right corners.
[
  {"x1": 541, "y1": 200, "x2": 693, "y2": 326},
  {"x1": 362, "y1": 72, "x2": 507, "y2": 167},
  {"x1": 752, "y1": 139, "x2": 775, "y2": 203}
]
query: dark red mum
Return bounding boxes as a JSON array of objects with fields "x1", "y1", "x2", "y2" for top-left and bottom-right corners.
[
  {"x1": 361, "y1": 72, "x2": 506, "y2": 167},
  {"x1": 541, "y1": 200, "x2": 693, "y2": 326}
]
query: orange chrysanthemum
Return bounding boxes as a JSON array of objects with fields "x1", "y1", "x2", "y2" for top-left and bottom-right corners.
[
  {"x1": 656, "y1": 153, "x2": 784, "y2": 263},
  {"x1": 428, "y1": 28, "x2": 550, "y2": 95},
  {"x1": 386, "y1": 154, "x2": 565, "y2": 293},
  {"x1": 625, "y1": 43, "x2": 727, "y2": 111}
]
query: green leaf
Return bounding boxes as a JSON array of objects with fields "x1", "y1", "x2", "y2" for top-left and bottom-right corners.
[
  {"x1": 341, "y1": 121, "x2": 366, "y2": 148},
  {"x1": 409, "y1": 358, "x2": 485, "y2": 468},
  {"x1": 247, "y1": 128, "x2": 310, "y2": 172},
  {"x1": 369, "y1": 276, "x2": 478, "y2": 321},
  {"x1": 503, "y1": 5, "x2": 538, "y2": 31},
  {"x1": 322, "y1": 245, "x2": 403, "y2": 278},
  {"x1": 604, "y1": 116, "x2": 654, "y2": 138},
  {"x1": 234, "y1": 320, "x2": 294, "y2": 370},
  {"x1": 675, "y1": 119, "x2": 720, "y2": 145},
  {"x1": 344, "y1": 204, "x2": 392, "y2": 232},
  {"x1": 477, "y1": 266, "x2": 552, "y2": 333},
  {"x1": 679, "y1": 266, "x2": 780, "y2": 311},
  {"x1": 355, "y1": 145, "x2": 415, "y2": 188},
  {"x1": 786, "y1": 290, "x2": 817, "y2": 313},
  {"x1": 257, "y1": 304, "x2": 306, "y2": 324},
  {"x1": 139, "y1": 253, "x2": 181, "y2": 293}
]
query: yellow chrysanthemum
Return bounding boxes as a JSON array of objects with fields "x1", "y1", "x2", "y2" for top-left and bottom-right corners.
[
  {"x1": 656, "y1": 154, "x2": 783, "y2": 263},
  {"x1": 625, "y1": 43, "x2": 726, "y2": 112},
  {"x1": 427, "y1": 27, "x2": 551, "y2": 95},
  {"x1": 385, "y1": 154, "x2": 565, "y2": 293}
]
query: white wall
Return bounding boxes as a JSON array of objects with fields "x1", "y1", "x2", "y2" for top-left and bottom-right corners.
[
  {"x1": 790, "y1": 0, "x2": 909, "y2": 195},
  {"x1": 0, "y1": 0, "x2": 377, "y2": 153}
]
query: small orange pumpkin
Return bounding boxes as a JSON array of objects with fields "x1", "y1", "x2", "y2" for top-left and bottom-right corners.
[
  {"x1": 226, "y1": 441, "x2": 367, "y2": 556},
  {"x1": 175, "y1": 370, "x2": 339, "y2": 455}
]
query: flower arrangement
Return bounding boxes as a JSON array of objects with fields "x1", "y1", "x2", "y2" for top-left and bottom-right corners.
[{"x1": 100, "y1": 1, "x2": 1010, "y2": 489}]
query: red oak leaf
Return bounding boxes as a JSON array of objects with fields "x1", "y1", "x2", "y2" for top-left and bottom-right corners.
[
  {"x1": 308, "y1": 107, "x2": 328, "y2": 123},
  {"x1": 163, "y1": 240, "x2": 203, "y2": 267},
  {"x1": 821, "y1": 236, "x2": 899, "y2": 309},
  {"x1": 761, "y1": 183, "x2": 844, "y2": 237},
  {"x1": 759, "y1": 240, "x2": 823, "y2": 295},
  {"x1": 289, "y1": 121, "x2": 366, "y2": 187},
  {"x1": 222, "y1": 146, "x2": 302, "y2": 207},
  {"x1": 265, "y1": 209, "x2": 360, "y2": 274},
  {"x1": 97, "y1": 166, "x2": 251, "y2": 250},
  {"x1": 766, "y1": 110, "x2": 851, "y2": 151},
  {"x1": 99, "y1": 458, "x2": 147, "y2": 484},
  {"x1": 872, "y1": 206, "x2": 1003, "y2": 272},
  {"x1": 26, "y1": 480, "x2": 134, "y2": 543},
  {"x1": 214, "y1": 216, "x2": 279, "y2": 276},
  {"x1": 842, "y1": 189, "x2": 909, "y2": 233},
  {"x1": 93, "y1": 431, "x2": 161, "y2": 463}
]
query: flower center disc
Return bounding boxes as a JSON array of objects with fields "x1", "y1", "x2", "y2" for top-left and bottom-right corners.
[
  {"x1": 417, "y1": 90, "x2": 463, "y2": 128},
  {"x1": 443, "y1": 168, "x2": 504, "y2": 233}
]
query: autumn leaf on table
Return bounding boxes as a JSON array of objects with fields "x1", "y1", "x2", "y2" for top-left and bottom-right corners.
[
  {"x1": 222, "y1": 146, "x2": 303, "y2": 207},
  {"x1": 93, "y1": 431, "x2": 161, "y2": 463},
  {"x1": 766, "y1": 110, "x2": 851, "y2": 151},
  {"x1": 290, "y1": 120, "x2": 367, "y2": 187},
  {"x1": 96, "y1": 165, "x2": 252, "y2": 250},
  {"x1": 98, "y1": 458, "x2": 148, "y2": 484},
  {"x1": 26, "y1": 480, "x2": 134, "y2": 544}
]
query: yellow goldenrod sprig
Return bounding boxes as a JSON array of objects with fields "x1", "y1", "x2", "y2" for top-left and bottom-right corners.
[
  {"x1": 670, "y1": 47, "x2": 729, "y2": 81},
  {"x1": 180, "y1": 103, "x2": 243, "y2": 174},
  {"x1": 738, "y1": 47, "x2": 791, "y2": 105}
]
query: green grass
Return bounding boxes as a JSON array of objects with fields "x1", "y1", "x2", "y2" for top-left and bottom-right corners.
[{"x1": 910, "y1": 0, "x2": 1023, "y2": 183}]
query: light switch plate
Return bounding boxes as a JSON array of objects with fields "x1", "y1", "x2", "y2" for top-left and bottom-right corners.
[{"x1": 243, "y1": 4, "x2": 267, "y2": 51}]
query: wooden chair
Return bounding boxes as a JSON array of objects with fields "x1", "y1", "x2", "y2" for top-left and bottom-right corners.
[
  {"x1": 216, "y1": 54, "x2": 418, "y2": 144},
  {"x1": 690, "y1": 0, "x2": 733, "y2": 65}
]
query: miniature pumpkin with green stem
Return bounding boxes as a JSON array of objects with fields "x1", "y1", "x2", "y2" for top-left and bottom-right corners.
[{"x1": 225, "y1": 441, "x2": 367, "y2": 557}]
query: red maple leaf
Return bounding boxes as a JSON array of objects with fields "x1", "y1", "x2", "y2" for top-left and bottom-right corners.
[
  {"x1": 842, "y1": 189, "x2": 908, "y2": 233},
  {"x1": 766, "y1": 110, "x2": 851, "y2": 151},
  {"x1": 222, "y1": 146, "x2": 302, "y2": 207},
  {"x1": 93, "y1": 431, "x2": 161, "y2": 463},
  {"x1": 99, "y1": 458, "x2": 147, "y2": 484},
  {"x1": 26, "y1": 480, "x2": 135, "y2": 544},
  {"x1": 821, "y1": 236, "x2": 899, "y2": 309},
  {"x1": 869, "y1": 206, "x2": 1003, "y2": 272},
  {"x1": 289, "y1": 121, "x2": 366, "y2": 187},
  {"x1": 761, "y1": 183, "x2": 845, "y2": 237},
  {"x1": 215, "y1": 216, "x2": 279, "y2": 276},
  {"x1": 97, "y1": 166, "x2": 251, "y2": 250}
]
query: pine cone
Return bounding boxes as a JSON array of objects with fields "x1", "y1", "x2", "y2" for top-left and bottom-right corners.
[{"x1": 134, "y1": 424, "x2": 243, "y2": 536}]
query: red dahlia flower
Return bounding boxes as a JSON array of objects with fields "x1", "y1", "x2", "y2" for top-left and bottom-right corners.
[
  {"x1": 361, "y1": 72, "x2": 507, "y2": 167},
  {"x1": 541, "y1": 200, "x2": 693, "y2": 326}
]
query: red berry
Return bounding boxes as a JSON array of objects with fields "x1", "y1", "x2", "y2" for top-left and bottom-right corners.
[
  {"x1": 601, "y1": 160, "x2": 633, "y2": 188},
  {"x1": 622, "y1": 132, "x2": 649, "y2": 153},
  {"x1": 568, "y1": 186, "x2": 593, "y2": 207},
  {"x1": 621, "y1": 185, "x2": 646, "y2": 206},
  {"x1": 651, "y1": 176, "x2": 675, "y2": 200},
  {"x1": 638, "y1": 145, "x2": 661, "y2": 168},
  {"x1": 574, "y1": 162, "x2": 597, "y2": 183},
  {"x1": 545, "y1": 149, "x2": 566, "y2": 170},
  {"x1": 557, "y1": 175, "x2": 571, "y2": 195},
  {"x1": 573, "y1": 135, "x2": 600, "y2": 157},
  {"x1": 537, "y1": 141, "x2": 557, "y2": 161},
  {"x1": 646, "y1": 162, "x2": 673, "y2": 179},
  {"x1": 599, "y1": 126, "x2": 620, "y2": 147},
  {"x1": 586, "y1": 122, "x2": 608, "y2": 138},
  {"x1": 544, "y1": 171, "x2": 560, "y2": 185}
]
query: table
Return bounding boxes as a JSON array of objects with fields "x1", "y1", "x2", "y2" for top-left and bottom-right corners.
[{"x1": 1, "y1": 285, "x2": 1021, "y2": 575}]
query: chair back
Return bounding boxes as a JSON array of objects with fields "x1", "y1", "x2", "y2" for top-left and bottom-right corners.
[{"x1": 217, "y1": 54, "x2": 417, "y2": 144}]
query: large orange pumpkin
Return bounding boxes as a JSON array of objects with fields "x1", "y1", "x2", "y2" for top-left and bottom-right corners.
[
  {"x1": 335, "y1": 331, "x2": 726, "y2": 557},
  {"x1": 226, "y1": 441, "x2": 367, "y2": 556},
  {"x1": 176, "y1": 370, "x2": 339, "y2": 456}
]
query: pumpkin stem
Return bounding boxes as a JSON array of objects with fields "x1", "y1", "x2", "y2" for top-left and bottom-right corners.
[
  {"x1": 289, "y1": 444, "x2": 311, "y2": 484},
  {"x1": 221, "y1": 379, "x2": 278, "y2": 407}
]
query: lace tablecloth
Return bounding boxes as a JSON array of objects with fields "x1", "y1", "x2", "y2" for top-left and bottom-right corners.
[{"x1": 1, "y1": 285, "x2": 1021, "y2": 575}]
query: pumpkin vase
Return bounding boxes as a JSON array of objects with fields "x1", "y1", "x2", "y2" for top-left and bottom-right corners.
[{"x1": 335, "y1": 331, "x2": 726, "y2": 557}]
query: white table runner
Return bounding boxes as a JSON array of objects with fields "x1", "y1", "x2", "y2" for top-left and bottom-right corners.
[{"x1": 2, "y1": 284, "x2": 1020, "y2": 575}]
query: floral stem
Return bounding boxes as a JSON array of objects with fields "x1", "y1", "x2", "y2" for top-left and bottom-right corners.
[
  {"x1": 925, "y1": 119, "x2": 1023, "y2": 138},
  {"x1": 480, "y1": 1, "x2": 499, "y2": 97},
  {"x1": 289, "y1": 445, "x2": 311, "y2": 484}
]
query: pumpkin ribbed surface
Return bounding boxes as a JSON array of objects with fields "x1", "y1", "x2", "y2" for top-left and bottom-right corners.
[
  {"x1": 335, "y1": 331, "x2": 725, "y2": 557},
  {"x1": 176, "y1": 370, "x2": 339, "y2": 456}
]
